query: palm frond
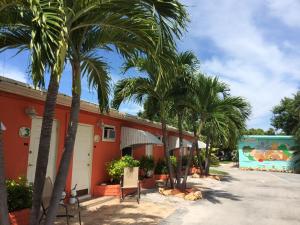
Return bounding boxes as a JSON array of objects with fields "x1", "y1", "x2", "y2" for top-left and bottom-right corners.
[
  {"x1": 81, "y1": 52, "x2": 111, "y2": 112},
  {"x1": 112, "y1": 77, "x2": 153, "y2": 109}
]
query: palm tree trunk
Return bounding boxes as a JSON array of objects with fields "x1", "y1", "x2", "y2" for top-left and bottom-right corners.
[
  {"x1": 192, "y1": 121, "x2": 203, "y2": 174},
  {"x1": 44, "y1": 60, "x2": 81, "y2": 225},
  {"x1": 176, "y1": 111, "x2": 183, "y2": 188},
  {"x1": 204, "y1": 137, "x2": 211, "y2": 176},
  {"x1": 160, "y1": 113, "x2": 175, "y2": 189},
  {"x1": 0, "y1": 124, "x2": 9, "y2": 225},
  {"x1": 30, "y1": 72, "x2": 59, "y2": 225},
  {"x1": 182, "y1": 142, "x2": 195, "y2": 190}
]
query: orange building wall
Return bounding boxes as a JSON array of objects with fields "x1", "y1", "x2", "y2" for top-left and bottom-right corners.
[{"x1": 0, "y1": 90, "x2": 191, "y2": 196}]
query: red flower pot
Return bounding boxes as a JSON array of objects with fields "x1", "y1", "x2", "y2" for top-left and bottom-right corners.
[
  {"x1": 94, "y1": 184, "x2": 121, "y2": 197},
  {"x1": 140, "y1": 177, "x2": 156, "y2": 189},
  {"x1": 154, "y1": 174, "x2": 169, "y2": 180},
  {"x1": 189, "y1": 167, "x2": 201, "y2": 174},
  {"x1": 8, "y1": 208, "x2": 30, "y2": 225},
  {"x1": 94, "y1": 184, "x2": 137, "y2": 197}
]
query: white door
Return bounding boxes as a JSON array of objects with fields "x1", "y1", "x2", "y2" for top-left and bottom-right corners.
[
  {"x1": 27, "y1": 118, "x2": 58, "y2": 183},
  {"x1": 71, "y1": 124, "x2": 93, "y2": 196}
]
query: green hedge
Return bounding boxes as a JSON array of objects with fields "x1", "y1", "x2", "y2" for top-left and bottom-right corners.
[
  {"x1": 106, "y1": 156, "x2": 140, "y2": 182},
  {"x1": 6, "y1": 177, "x2": 32, "y2": 212},
  {"x1": 139, "y1": 156, "x2": 155, "y2": 178}
]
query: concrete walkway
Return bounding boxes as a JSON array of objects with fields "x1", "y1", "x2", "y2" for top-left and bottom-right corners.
[{"x1": 160, "y1": 165, "x2": 300, "y2": 225}]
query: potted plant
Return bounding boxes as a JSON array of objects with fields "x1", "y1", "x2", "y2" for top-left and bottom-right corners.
[
  {"x1": 139, "y1": 156, "x2": 156, "y2": 188},
  {"x1": 94, "y1": 156, "x2": 140, "y2": 197},
  {"x1": 154, "y1": 158, "x2": 169, "y2": 180},
  {"x1": 6, "y1": 177, "x2": 32, "y2": 225}
]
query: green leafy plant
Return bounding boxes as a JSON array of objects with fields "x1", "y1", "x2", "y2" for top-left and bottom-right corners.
[
  {"x1": 154, "y1": 158, "x2": 168, "y2": 174},
  {"x1": 6, "y1": 177, "x2": 33, "y2": 212},
  {"x1": 139, "y1": 156, "x2": 155, "y2": 178},
  {"x1": 170, "y1": 155, "x2": 177, "y2": 168},
  {"x1": 210, "y1": 153, "x2": 220, "y2": 166},
  {"x1": 106, "y1": 155, "x2": 140, "y2": 183}
]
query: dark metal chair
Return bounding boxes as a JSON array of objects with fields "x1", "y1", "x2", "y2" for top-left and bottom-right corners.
[{"x1": 39, "y1": 177, "x2": 81, "y2": 225}]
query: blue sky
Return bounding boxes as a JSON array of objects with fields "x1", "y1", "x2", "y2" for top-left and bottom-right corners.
[{"x1": 1, "y1": 0, "x2": 300, "y2": 130}]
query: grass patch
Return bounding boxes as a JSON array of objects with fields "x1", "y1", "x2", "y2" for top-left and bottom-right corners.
[
  {"x1": 209, "y1": 168, "x2": 229, "y2": 176},
  {"x1": 219, "y1": 160, "x2": 233, "y2": 164}
]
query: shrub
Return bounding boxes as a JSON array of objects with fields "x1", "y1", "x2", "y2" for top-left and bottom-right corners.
[
  {"x1": 139, "y1": 156, "x2": 155, "y2": 178},
  {"x1": 193, "y1": 153, "x2": 205, "y2": 167},
  {"x1": 170, "y1": 155, "x2": 177, "y2": 168},
  {"x1": 106, "y1": 155, "x2": 140, "y2": 183},
  {"x1": 6, "y1": 177, "x2": 32, "y2": 212},
  {"x1": 210, "y1": 153, "x2": 220, "y2": 166},
  {"x1": 154, "y1": 158, "x2": 168, "y2": 174}
]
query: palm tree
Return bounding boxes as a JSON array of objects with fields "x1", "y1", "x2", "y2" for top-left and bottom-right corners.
[
  {"x1": 0, "y1": 1, "x2": 67, "y2": 224},
  {"x1": 168, "y1": 51, "x2": 199, "y2": 188},
  {"x1": 1, "y1": 1, "x2": 188, "y2": 223},
  {"x1": 112, "y1": 53, "x2": 178, "y2": 188},
  {"x1": 45, "y1": 2, "x2": 188, "y2": 224},
  {"x1": 188, "y1": 74, "x2": 229, "y2": 174},
  {"x1": 196, "y1": 85, "x2": 251, "y2": 175},
  {"x1": 192, "y1": 74, "x2": 251, "y2": 175},
  {"x1": 0, "y1": 122, "x2": 9, "y2": 225}
]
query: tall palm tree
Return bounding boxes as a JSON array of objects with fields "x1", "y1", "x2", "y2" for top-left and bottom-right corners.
[
  {"x1": 0, "y1": 122, "x2": 9, "y2": 225},
  {"x1": 188, "y1": 74, "x2": 229, "y2": 174},
  {"x1": 1, "y1": 1, "x2": 188, "y2": 223},
  {"x1": 112, "y1": 53, "x2": 178, "y2": 188},
  {"x1": 202, "y1": 96, "x2": 250, "y2": 175},
  {"x1": 45, "y1": 2, "x2": 188, "y2": 224},
  {"x1": 0, "y1": 1, "x2": 67, "y2": 224},
  {"x1": 168, "y1": 51, "x2": 199, "y2": 188}
]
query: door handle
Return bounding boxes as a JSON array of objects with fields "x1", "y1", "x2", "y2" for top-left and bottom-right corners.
[
  {"x1": 87, "y1": 164, "x2": 90, "y2": 166},
  {"x1": 28, "y1": 164, "x2": 33, "y2": 167}
]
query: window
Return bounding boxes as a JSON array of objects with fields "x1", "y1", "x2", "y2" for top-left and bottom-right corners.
[
  {"x1": 122, "y1": 147, "x2": 133, "y2": 156},
  {"x1": 102, "y1": 125, "x2": 116, "y2": 141}
]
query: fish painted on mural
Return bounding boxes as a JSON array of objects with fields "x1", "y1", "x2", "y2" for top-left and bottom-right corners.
[{"x1": 242, "y1": 143, "x2": 294, "y2": 162}]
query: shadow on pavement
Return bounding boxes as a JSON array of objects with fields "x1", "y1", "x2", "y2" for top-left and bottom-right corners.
[
  {"x1": 220, "y1": 175, "x2": 239, "y2": 182},
  {"x1": 202, "y1": 190, "x2": 242, "y2": 204}
]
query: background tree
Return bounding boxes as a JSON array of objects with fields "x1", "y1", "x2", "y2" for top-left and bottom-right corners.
[{"x1": 271, "y1": 93, "x2": 299, "y2": 134}]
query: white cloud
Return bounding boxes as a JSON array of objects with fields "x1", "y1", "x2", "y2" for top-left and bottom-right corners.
[
  {"x1": 119, "y1": 102, "x2": 143, "y2": 115},
  {"x1": 267, "y1": 0, "x2": 300, "y2": 28},
  {"x1": 182, "y1": 0, "x2": 300, "y2": 129},
  {"x1": 0, "y1": 62, "x2": 28, "y2": 83}
]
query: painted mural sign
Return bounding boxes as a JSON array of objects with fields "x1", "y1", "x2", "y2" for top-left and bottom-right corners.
[{"x1": 238, "y1": 135, "x2": 299, "y2": 171}]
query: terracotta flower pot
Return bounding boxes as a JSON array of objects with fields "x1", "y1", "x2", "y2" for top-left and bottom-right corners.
[
  {"x1": 94, "y1": 184, "x2": 136, "y2": 197},
  {"x1": 140, "y1": 177, "x2": 156, "y2": 189},
  {"x1": 8, "y1": 208, "x2": 30, "y2": 225},
  {"x1": 154, "y1": 174, "x2": 169, "y2": 180},
  {"x1": 94, "y1": 184, "x2": 121, "y2": 197},
  {"x1": 189, "y1": 167, "x2": 201, "y2": 174}
]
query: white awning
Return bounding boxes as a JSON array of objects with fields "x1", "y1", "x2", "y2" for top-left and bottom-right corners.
[
  {"x1": 120, "y1": 127, "x2": 163, "y2": 149},
  {"x1": 168, "y1": 136, "x2": 192, "y2": 150},
  {"x1": 197, "y1": 141, "x2": 206, "y2": 148},
  {"x1": 168, "y1": 136, "x2": 206, "y2": 150}
]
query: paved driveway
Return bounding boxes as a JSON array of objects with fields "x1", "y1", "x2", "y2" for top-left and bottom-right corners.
[{"x1": 160, "y1": 166, "x2": 300, "y2": 225}]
